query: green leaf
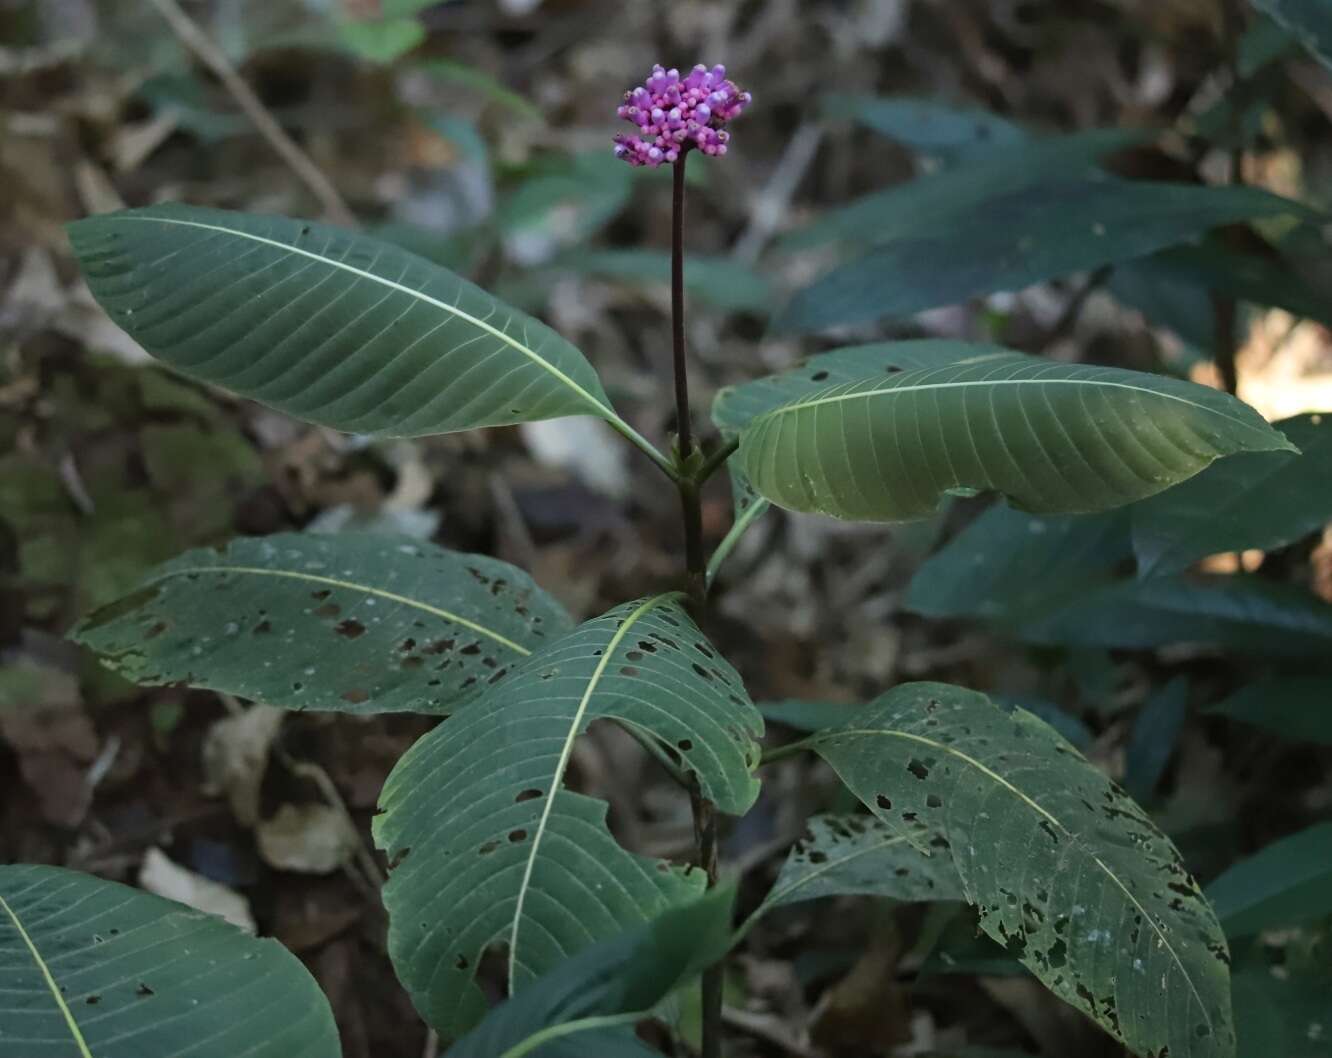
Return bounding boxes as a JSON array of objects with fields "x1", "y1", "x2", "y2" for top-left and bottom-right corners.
[
  {"x1": 783, "y1": 129, "x2": 1143, "y2": 251},
  {"x1": 551, "y1": 249, "x2": 772, "y2": 313},
  {"x1": 68, "y1": 205, "x2": 617, "y2": 437},
  {"x1": 808, "y1": 682, "x2": 1235, "y2": 1058},
  {"x1": 1132, "y1": 414, "x2": 1331, "y2": 577},
  {"x1": 905, "y1": 505, "x2": 1132, "y2": 620},
  {"x1": 335, "y1": 16, "x2": 425, "y2": 63},
  {"x1": 712, "y1": 339, "x2": 1004, "y2": 434},
  {"x1": 1205, "y1": 823, "x2": 1332, "y2": 938},
  {"x1": 446, "y1": 887, "x2": 735, "y2": 1058},
  {"x1": 1251, "y1": 0, "x2": 1332, "y2": 70},
  {"x1": 418, "y1": 59, "x2": 543, "y2": 123},
  {"x1": 779, "y1": 179, "x2": 1310, "y2": 332},
  {"x1": 0, "y1": 864, "x2": 339, "y2": 1058},
  {"x1": 1206, "y1": 676, "x2": 1332, "y2": 743},
  {"x1": 72, "y1": 533, "x2": 571, "y2": 715},
  {"x1": 373, "y1": 595, "x2": 763, "y2": 1036},
  {"x1": 753, "y1": 814, "x2": 964, "y2": 918},
  {"x1": 1232, "y1": 964, "x2": 1332, "y2": 1058},
  {"x1": 821, "y1": 94, "x2": 1025, "y2": 157},
  {"x1": 736, "y1": 349, "x2": 1292, "y2": 523},
  {"x1": 1015, "y1": 574, "x2": 1332, "y2": 655},
  {"x1": 1123, "y1": 676, "x2": 1190, "y2": 802}
]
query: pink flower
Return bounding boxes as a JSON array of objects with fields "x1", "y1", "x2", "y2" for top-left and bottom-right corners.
[{"x1": 613, "y1": 64, "x2": 751, "y2": 167}]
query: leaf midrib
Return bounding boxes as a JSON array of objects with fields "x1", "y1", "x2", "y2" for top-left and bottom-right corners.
[
  {"x1": 0, "y1": 886, "x2": 94, "y2": 1058},
  {"x1": 106, "y1": 214, "x2": 614, "y2": 421},
  {"x1": 145, "y1": 565, "x2": 533, "y2": 656},
  {"x1": 752, "y1": 375, "x2": 1273, "y2": 439},
  {"x1": 507, "y1": 593, "x2": 679, "y2": 990},
  {"x1": 820, "y1": 725, "x2": 1214, "y2": 1036}
]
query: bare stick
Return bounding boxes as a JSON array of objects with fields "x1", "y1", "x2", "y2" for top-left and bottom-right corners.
[{"x1": 145, "y1": 0, "x2": 356, "y2": 227}]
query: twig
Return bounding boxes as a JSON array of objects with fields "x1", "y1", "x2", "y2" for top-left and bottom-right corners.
[
  {"x1": 278, "y1": 749, "x2": 386, "y2": 889},
  {"x1": 145, "y1": 0, "x2": 356, "y2": 227},
  {"x1": 721, "y1": 1007, "x2": 821, "y2": 1058},
  {"x1": 1041, "y1": 265, "x2": 1110, "y2": 352}
]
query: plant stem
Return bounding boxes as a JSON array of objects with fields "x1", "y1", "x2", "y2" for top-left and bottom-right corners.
[{"x1": 669, "y1": 149, "x2": 723, "y2": 1058}]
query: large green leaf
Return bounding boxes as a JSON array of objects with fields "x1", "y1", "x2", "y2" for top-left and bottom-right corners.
[
  {"x1": 1015, "y1": 574, "x2": 1332, "y2": 656},
  {"x1": 1252, "y1": 0, "x2": 1332, "y2": 70},
  {"x1": 1132, "y1": 414, "x2": 1332, "y2": 577},
  {"x1": 68, "y1": 205, "x2": 617, "y2": 437},
  {"x1": 736, "y1": 349, "x2": 1292, "y2": 523},
  {"x1": 374, "y1": 595, "x2": 763, "y2": 1036},
  {"x1": 446, "y1": 887, "x2": 735, "y2": 1058},
  {"x1": 0, "y1": 864, "x2": 339, "y2": 1058},
  {"x1": 712, "y1": 340, "x2": 1005, "y2": 434},
  {"x1": 1205, "y1": 824, "x2": 1332, "y2": 938},
  {"x1": 808, "y1": 683, "x2": 1234, "y2": 1058},
  {"x1": 752, "y1": 814, "x2": 964, "y2": 920},
  {"x1": 904, "y1": 505, "x2": 1132, "y2": 620},
  {"x1": 779, "y1": 179, "x2": 1309, "y2": 332},
  {"x1": 821, "y1": 94, "x2": 1025, "y2": 158},
  {"x1": 72, "y1": 533, "x2": 571, "y2": 715},
  {"x1": 1206, "y1": 676, "x2": 1332, "y2": 743}
]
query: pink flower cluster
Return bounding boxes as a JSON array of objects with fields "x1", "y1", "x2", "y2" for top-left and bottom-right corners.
[{"x1": 613, "y1": 63, "x2": 751, "y2": 167}]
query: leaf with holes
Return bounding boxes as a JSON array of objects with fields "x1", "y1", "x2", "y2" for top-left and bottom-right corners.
[
  {"x1": 446, "y1": 886, "x2": 735, "y2": 1058},
  {"x1": 373, "y1": 594, "x2": 763, "y2": 1036},
  {"x1": 0, "y1": 864, "x2": 339, "y2": 1058},
  {"x1": 736, "y1": 349, "x2": 1292, "y2": 523},
  {"x1": 1131, "y1": 414, "x2": 1332, "y2": 577},
  {"x1": 67, "y1": 205, "x2": 622, "y2": 438},
  {"x1": 751, "y1": 814, "x2": 964, "y2": 922},
  {"x1": 71, "y1": 533, "x2": 571, "y2": 715},
  {"x1": 808, "y1": 682, "x2": 1234, "y2": 1058}
]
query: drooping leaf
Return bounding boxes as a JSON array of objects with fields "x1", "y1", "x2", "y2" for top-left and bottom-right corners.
[
  {"x1": 752, "y1": 814, "x2": 964, "y2": 920},
  {"x1": 0, "y1": 864, "x2": 339, "y2": 1058},
  {"x1": 782, "y1": 129, "x2": 1143, "y2": 250},
  {"x1": 1252, "y1": 0, "x2": 1332, "y2": 70},
  {"x1": 820, "y1": 94, "x2": 1025, "y2": 158},
  {"x1": 904, "y1": 505, "x2": 1132, "y2": 620},
  {"x1": 779, "y1": 179, "x2": 1310, "y2": 332},
  {"x1": 1132, "y1": 414, "x2": 1332, "y2": 577},
  {"x1": 712, "y1": 340, "x2": 1005, "y2": 434},
  {"x1": 374, "y1": 595, "x2": 763, "y2": 1036},
  {"x1": 72, "y1": 533, "x2": 571, "y2": 715},
  {"x1": 736, "y1": 349, "x2": 1292, "y2": 523},
  {"x1": 446, "y1": 887, "x2": 735, "y2": 1058},
  {"x1": 1123, "y1": 676, "x2": 1190, "y2": 802},
  {"x1": 809, "y1": 682, "x2": 1235, "y2": 1058},
  {"x1": 1205, "y1": 823, "x2": 1332, "y2": 938},
  {"x1": 1206, "y1": 676, "x2": 1332, "y2": 743},
  {"x1": 68, "y1": 205, "x2": 619, "y2": 437},
  {"x1": 1015, "y1": 574, "x2": 1332, "y2": 656}
]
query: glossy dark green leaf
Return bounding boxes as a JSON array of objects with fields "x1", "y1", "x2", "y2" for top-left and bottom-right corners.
[
  {"x1": 1124, "y1": 676, "x2": 1190, "y2": 802},
  {"x1": 374, "y1": 595, "x2": 762, "y2": 1036},
  {"x1": 1206, "y1": 676, "x2": 1332, "y2": 743},
  {"x1": 72, "y1": 533, "x2": 571, "y2": 715},
  {"x1": 737, "y1": 350, "x2": 1292, "y2": 523},
  {"x1": 752, "y1": 814, "x2": 964, "y2": 919},
  {"x1": 820, "y1": 94, "x2": 1025, "y2": 157},
  {"x1": 810, "y1": 682, "x2": 1234, "y2": 1058},
  {"x1": 1015, "y1": 574, "x2": 1332, "y2": 656},
  {"x1": 446, "y1": 887, "x2": 735, "y2": 1058},
  {"x1": 712, "y1": 340, "x2": 1005, "y2": 434},
  {"x1": 779, "y1": 180, "x2": 1309, "y2": 332},
  {"x1": 0, "y1": 864, "x2": 339, "y2": 1058},
  {"x1": 1252, "y1": 0, "x2": 1332, "y2": 70},
  {"x1": 1205, "y1": 823, "x2": 1332, "y2": 938},
  {"x1": 1133, "y1": 414, "x2": 1332, "y2": 577},
  {"x1": 905, "y1": 505, "x2": 1131, "y2": 620},
  {"x1": 783, "y1": 129, "x2": 1142, "y2": 251},
  {"x1": 68, "y1": 205, "x2": 620, "y2": 437}
]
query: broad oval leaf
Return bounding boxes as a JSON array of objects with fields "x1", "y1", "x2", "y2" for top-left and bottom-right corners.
[
  {"x1": 446, "y1": 887, "x2": 735, "y2": 1058},
  {"x1": 1204, "y1": 823, "x2": 1332, "y2": 939},
  {"x1": 374, "y1": 595, "x2": 763, "y2": 1035},
  {"x1": 0, "y1": 864, "x2": 339, "y2": 1058},
  {"x1": 1132, "y1": 413, "x2": 1332, "y2": 578},
  {"x1": 72, "y1": 533, "x2": 571, "y2": 715},
  {"x1": 68, "y1": 205, "x2": 615, "y2": 436},
  {"x1": 736, "y1": 349, "x2": 1293, "y2": 522},
  {"x1": 809, "y1": 682, "x2": 1235, "y2": 1058},
  {"x1": 753, "y1": 813, "x2": 964, "y2": 920}
]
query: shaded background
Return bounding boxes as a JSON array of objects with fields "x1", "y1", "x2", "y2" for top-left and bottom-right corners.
[{"x1": 3, "y1": 1, "x2": 1331, "y2": 1056}]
